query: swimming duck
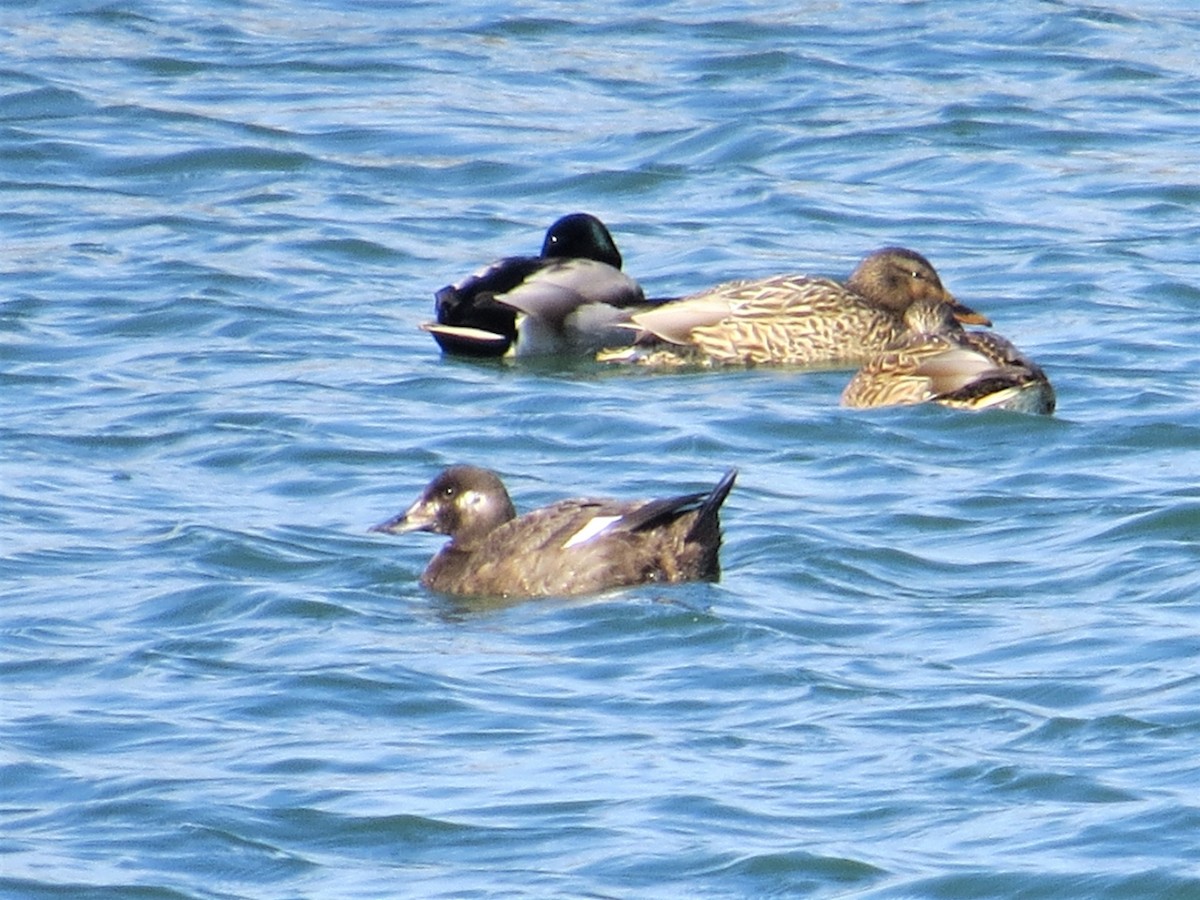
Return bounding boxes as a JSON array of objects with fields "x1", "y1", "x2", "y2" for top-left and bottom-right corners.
[
  {"x1": 840, "y1": 298, "x2": 1055, "y2": 414},
  {"x1": 599, "y1": 247, "x2": 991, "y2": 368},
  {"x1": 422, "y1": 213, "x2": 653, "y2": 357},
  {"x1": 370, "y1": 465, "x2": 737, "y2": 599}
]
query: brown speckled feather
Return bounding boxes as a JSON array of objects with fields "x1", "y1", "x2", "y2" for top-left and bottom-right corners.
[
  {"x1": 841, "y1": 302, "x2": 1055, "y2": 414},
  {"x1": 686, "y1": 277, "x2": 913, "y2": 366},
  {"x1": 607, "y1": 248, "x2": 989, "y2": 369}
]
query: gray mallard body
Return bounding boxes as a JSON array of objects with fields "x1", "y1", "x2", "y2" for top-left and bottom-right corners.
[{"x1": 423, "y1": 213, "x2": 652, "y2": 357}]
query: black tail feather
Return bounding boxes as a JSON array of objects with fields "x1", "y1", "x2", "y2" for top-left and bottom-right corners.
[
  {"x1": 685, "y1": 467, "x2": 737, "y2": 544},
  {"x1": 620, "y1": 468, "x2": 736, "y2": 538}
]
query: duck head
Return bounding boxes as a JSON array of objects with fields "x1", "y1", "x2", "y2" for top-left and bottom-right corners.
[
  {"x1": 371, "y1": 465, "x2": 517, "y2": 546},
  {"x1": 848, "y1": 247, "x2": 992, "y2": 326},
  {"x1": 541, "y1": 213, "x2": 623, "y2": 269}
]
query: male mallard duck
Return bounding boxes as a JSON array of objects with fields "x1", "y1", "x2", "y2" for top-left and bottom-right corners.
[
  {"x1": 599, "y1": 247, "x2": 991, "y2": 368},
  {"x1": 840, "y1": 298, "x2": 1055, "y2": 414},
  {"x1": 422, "y1": 213, "x2": 653, "y2": 357},
  {"x1": 370, "y1": 465, "x2": 737, "y2": 599}
]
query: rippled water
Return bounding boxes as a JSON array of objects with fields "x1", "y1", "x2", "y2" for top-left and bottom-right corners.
[{"x1": 5, "y1": 2, "x2": 1200, "y2": 898}]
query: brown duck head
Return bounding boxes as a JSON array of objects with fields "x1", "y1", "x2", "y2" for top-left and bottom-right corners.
[
  {"x1": 371, "y1": 465, "x2": 518, "y2": 548},
  {"x1": 847, "y1": 247, "x2": 992, "y2": 326}
]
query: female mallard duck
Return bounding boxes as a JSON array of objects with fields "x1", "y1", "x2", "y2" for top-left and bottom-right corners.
[
  {"x1": 370, "y1": 465, "x2": 737, "y2": 599},
  {"x1": 600, "y1": 247, "x2": 991, "y2": 368},
  {"x1": 840, "y1": 298, "x2": 1055, "y2": 414},
  {"x1": 422, "y1": 213, "x2": 654, "y2": 358}
]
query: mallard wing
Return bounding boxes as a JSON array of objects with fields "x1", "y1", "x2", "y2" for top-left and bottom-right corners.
[
  {"x1": 482, "y1": 259, "x2": 644, "y2": 354},
  {"x1": 498, "y1": 258, "x2": 645, "y2": 324},
  {"x1": 842, "y1": 331, "x2": 1055, "y2": 414},
  {"x1": 624, "y1": 275, "x2": 901, "y2": 366},
  {"x1": 840, "y1": 334, "x2": 966, "y2": 407},
  {"x1": 933, "y1": 333, "x2": 1056, "y2": 414}
]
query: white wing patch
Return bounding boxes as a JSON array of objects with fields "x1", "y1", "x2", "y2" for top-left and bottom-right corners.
[
  {"x1": 562, "y1": 515, "x2": 622, "y2": 549},
  {"x1": 420, "y1": 323, "x2": 507, "y2": 342}
]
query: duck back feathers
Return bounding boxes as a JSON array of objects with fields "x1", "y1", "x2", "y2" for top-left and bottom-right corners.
[
  {"x1": 841, "y1": 298, "x2": 1055, "y2": 414},
  {"x1": 371, "y1": 465, "x2": 736, "y2": 599}
]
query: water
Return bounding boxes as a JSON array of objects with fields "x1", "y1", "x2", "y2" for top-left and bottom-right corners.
[{"x1": 4, "y1": 1, "x2": 1200, "y2": 897}]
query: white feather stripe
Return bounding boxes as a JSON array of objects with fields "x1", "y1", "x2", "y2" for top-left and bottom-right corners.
[{"x1": 561, "y1": 515, "x2": 622, "y2": 549}]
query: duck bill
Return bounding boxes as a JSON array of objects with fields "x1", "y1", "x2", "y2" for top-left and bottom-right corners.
[
  {"x1": 948, "y1": 296, "x2": 992, "y2": 327},
  {"x1": 369, "y1": 499, "x2": 436, "y2": 535}
]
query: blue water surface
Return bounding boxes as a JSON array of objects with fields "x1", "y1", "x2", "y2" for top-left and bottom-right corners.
[{"x1": 4, "y1": 2, "x2": 1200, "y2": 898}]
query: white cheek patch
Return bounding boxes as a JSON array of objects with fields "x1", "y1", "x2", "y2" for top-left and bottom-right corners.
[
  {"x1": 460, "y1": 490, "x2": 487, "y2": 510},
  {"x1": 561, "y1": 515, "x2": 622, "y2": 549}
]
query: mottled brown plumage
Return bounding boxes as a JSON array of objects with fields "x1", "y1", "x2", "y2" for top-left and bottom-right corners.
[
  {"x1": 841, "y1": 299, "x2": 1055, "y2": 414},
  {"x1": 601, "y1": 247, "x2": 990, "y2": 368},
  {"x1": 370, "y1": 465, "x2": 736, "y2": 599}
]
